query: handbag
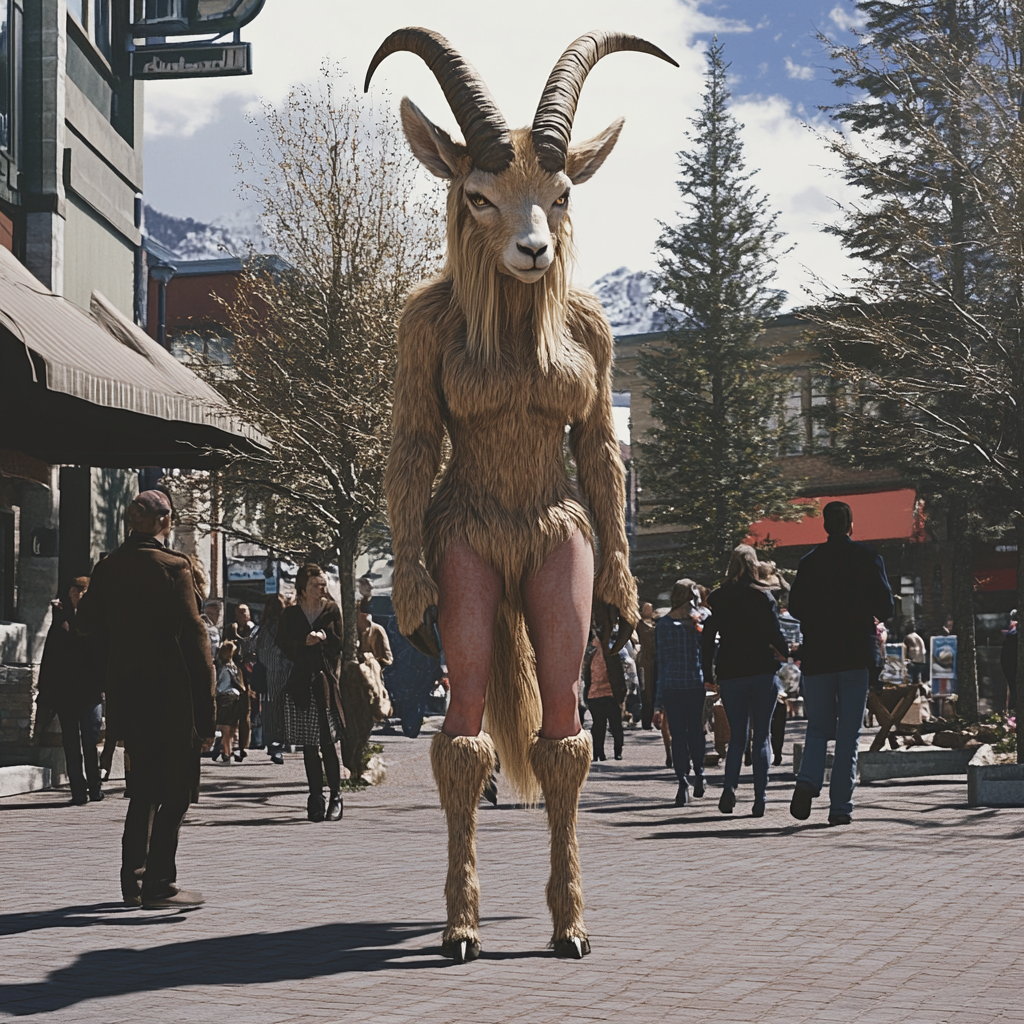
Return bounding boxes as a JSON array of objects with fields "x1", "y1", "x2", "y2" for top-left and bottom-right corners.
[{"x1": 250, "y1": 657, "x2": 269, "y2": 695}]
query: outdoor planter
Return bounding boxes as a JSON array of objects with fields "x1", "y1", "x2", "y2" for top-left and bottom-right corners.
[{"x1": 967, "y1": 745, "x2": 1024, "y2": 808}]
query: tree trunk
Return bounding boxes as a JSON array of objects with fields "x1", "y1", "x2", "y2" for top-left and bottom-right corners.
[
  {"x1": 1016, "y1": 516, "x2": 1024, "y2": 762},
  {"x1": 949, "y1": 501, "x2": 978, "y2": 723},
  {"x1": 337, "y1": 530, "x2": 358, "y2": 664}
]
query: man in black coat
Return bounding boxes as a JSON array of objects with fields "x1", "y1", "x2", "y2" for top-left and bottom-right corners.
[
  {"x1": 787, "y1": 501, "x2": 894, "y2": 826},
  {"x1": 37, "y1": 576, "x2": 104, "y2": 805},
  {"x1": 76, "y1": 490, "x2": 216, "y2": 909}
]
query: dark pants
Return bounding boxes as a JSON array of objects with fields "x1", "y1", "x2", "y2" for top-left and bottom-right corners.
[
  {"x1": 771, "y1": 699, "x2": 787, "y2": 764},
  {"x1": 720, "y1": 673, "x2": 780, "y2": 800},
  {"x1": 303, "y1": 706, "x2": 342, "y2": 795},
  {"x1": 57, "y1": 702, "x2": 102, "y2": 801},
  {"x1": 661, "y1": 689, "x2": 707, "y2": 782},
  {"x1": 639, "y1": 667, "x2": 656, "y2": 730},
  {"x1": 588, "y1": 696, "x2": 623, "y2": 759},
  {"x1": 121, "y1": 793, "x2": 191, "y2": 900}
]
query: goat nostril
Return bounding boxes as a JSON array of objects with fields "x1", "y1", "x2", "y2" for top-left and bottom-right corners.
[{"x1": 516, "y1": 243, "x2": 549, "y2": 260}]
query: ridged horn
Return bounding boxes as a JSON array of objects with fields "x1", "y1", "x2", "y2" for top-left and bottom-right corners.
[
  {"x1": 364, "y1": 27, "x2": 514, "y2": 173},
  {"x1": 532, "y1": 31, "x2": 679, "y2": 172}
]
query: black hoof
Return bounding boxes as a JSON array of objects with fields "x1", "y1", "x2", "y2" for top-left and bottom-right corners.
[
  {"x1": 441, "y1": 938, "x2": 481, "y2": 963},
  {"x1": 553, "y1": 936, "x2": 587, "y2": 959}
]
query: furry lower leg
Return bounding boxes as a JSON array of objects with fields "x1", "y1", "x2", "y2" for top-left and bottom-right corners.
[
  {"x1": 430, "y1": 731, "x2": 496, "y2": 945},
  {"x1": 529, "y1": 730, "x2": 592, "y2": 944}
]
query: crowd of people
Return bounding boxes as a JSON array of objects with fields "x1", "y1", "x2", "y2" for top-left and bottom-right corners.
[
  {"x1": 36, "y1": 492, "x2": 1010, "y2": 910},
  {"x1": 579, "y1": 501, "x2": 896, "y2": 827}
]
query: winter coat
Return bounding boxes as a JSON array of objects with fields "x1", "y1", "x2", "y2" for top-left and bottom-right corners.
[
  {"x1": 74, "y1": 532, "x2": 215, "y2": 801},
  {"x1": 788, "y1": 534, "x2": 894, "y2": 675}
]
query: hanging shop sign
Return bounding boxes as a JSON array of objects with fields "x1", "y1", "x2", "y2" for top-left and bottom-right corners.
[
  {"x1": 130, "y1": 41, "x2": 251, "y2": 79},
  {"x1": 131, "y1": 0, "x2": 266, "y2": 38}
]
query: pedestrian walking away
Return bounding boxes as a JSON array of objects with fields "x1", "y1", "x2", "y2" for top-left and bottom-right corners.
[
  {"x1": 36, "y1": 577, "x2": 104, "y2": 805},
  {"x1": 787, "y1": 501, "x2": 894, "y2": 826},
  {"x1": 635, "y1": 602, "x2": 658, "y2": 730},
  {"x1": 277, "y1": 564, "x2": 346, "y2": 823},
  {"x1": 75, "y1": 490, "x2": 215, "y2": 909},
  {"x1": 653, "y1": 579, "x2": 707, "y2": 806},
  {"x1": 702, "y1": 546, "x2": 790, "y2": 818},
  {"x1": 252, "y1": 595, "x2": 293, "y2": 763},
  {"x1": 582, "y1": 622, "x2": 626, "y2": 762}
]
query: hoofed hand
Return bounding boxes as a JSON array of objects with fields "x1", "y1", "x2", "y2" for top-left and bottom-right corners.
[{"x1": 407, "y1": 604, "x2": 441, "y2": 658}]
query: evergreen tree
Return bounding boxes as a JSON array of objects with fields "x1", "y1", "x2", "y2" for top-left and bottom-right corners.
[
  {"x1": 636, "y1": 41, "x2": 802, "y2": 587},
  {"x1": 813, "y1": 0, "x2": 1024, "y2": 732}
]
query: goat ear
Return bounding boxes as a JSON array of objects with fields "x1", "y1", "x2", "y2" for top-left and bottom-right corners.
[
  {"x1": 565, "y1": 118, "x2": 624, "y2": 184},
  {"x1": 400, "y1": 97, "x2": 469, "y2": 180}
]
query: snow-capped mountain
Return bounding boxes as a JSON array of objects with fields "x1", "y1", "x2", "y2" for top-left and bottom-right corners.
[
  {"x1": 143, "y1": 205, "x2": 269, "y2": 260},
  {"x1": 588, "y1": 267, "x2": 667, "y2": 337}
]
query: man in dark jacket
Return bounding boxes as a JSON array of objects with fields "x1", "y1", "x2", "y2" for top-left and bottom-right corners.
[
  {"x1": 787, "y1": 501, "x2": 894, "y2": 826},
  {"x1": 76, "y1": 490, "x2": 216, "y2": 909},
  {"x1": 37, "y1": 576, "x2": 104, "y2": 805}
]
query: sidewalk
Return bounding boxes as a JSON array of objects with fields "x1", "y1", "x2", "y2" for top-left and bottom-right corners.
[{"x1": 1, "y1": 721, "x2": 1020, "y2": 1023}]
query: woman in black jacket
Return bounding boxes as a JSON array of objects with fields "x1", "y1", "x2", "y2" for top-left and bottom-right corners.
[
  {"x1": 702, "y1": 546, "x2": 789, "y2": 817},
  {"x1": 277, "y1": 564, "x2": 346, "y2": 822}
]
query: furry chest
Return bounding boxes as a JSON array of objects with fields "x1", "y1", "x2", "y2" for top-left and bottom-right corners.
[{"x1": 440, "y1": 339, "x2": 598, "y2": 425}]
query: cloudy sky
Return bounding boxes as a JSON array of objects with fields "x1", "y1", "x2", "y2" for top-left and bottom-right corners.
[{"x1": 143, "y1": 0, "x2": 869, "y2": 307}]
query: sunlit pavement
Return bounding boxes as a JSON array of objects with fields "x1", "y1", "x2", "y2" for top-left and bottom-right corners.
[{"x1": 1, "y1": 719, "x2": 1020, "y2": 1023}]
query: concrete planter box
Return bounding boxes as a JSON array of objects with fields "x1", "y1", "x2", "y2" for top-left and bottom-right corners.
[
  {"x1": 967, "y1": 746, "x2": 1024, "y2": 808},
  {"x1": 0, "y1": 764, "x2": 51, "y2": 797},
  {"x1": 859, "y1": 745, "x2": 976, "y2": 783}
]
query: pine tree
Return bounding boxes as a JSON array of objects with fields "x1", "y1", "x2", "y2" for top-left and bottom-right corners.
[
  {"x1": 635, "y1": 41, "x2": 802, "y2": 587},
  {"x1": 813, "y1": 0, "x2": 1024, "y2": 731}
]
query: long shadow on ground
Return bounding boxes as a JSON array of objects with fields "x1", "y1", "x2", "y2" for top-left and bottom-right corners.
[{"x1": 0, "y1": 919, "x2": 516, "y2": 1015}]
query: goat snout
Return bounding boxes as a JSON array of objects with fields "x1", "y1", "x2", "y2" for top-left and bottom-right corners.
[{"x1": 516, "y1": 242, "x2": 548, "y2": 262}]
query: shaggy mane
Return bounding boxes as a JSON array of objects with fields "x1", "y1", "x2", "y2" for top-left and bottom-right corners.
[{"x1": 443, "y1": 176, "x2": 577, "y2": 373}]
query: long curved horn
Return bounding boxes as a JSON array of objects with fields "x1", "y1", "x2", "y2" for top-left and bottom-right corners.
[
  {"x1": 532, "y1": 31, "x2": 679, "y2": 172},
  {"x1": 364, "y1": 27, "x2": 514, "y2": 173}
]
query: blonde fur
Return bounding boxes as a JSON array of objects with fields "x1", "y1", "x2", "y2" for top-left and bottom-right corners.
[
  {"x1": 445, "y1": 131, "x2": 578, "y2": 372},
  {"x1": 530, "y1": 730, "x2": 592, "y2": 943},
  {"x1": 430, "y1": 731, "x2": 497, "y2": 944}
]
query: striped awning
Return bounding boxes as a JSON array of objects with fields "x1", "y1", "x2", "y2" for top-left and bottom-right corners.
[{"x1": 0, "y1": 245, "x2": 267, "y2": 461}]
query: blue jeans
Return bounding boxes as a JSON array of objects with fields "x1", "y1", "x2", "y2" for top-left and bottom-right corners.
[
  {"x1": 798, "y1": 669, "x2": 870, "y2": 817},
  {"x1": 720, "y1": 674, "x2": 780, "y2": 799},
  {"x1": 661, "y1": 689, "x2": 707, "y2": 782}
]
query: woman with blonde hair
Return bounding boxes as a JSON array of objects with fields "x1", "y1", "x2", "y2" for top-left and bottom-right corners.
[
  {"x1": 653, "y1": 578, "x2": 707, "y2": 806},
  {"x1": 701, "y1": 545, "x2": 789, "y2": 817}
]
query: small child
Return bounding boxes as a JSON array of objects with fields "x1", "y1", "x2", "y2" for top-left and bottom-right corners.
[{"x1": 215, "y1": 641, "x2": 243, "y2": 762}]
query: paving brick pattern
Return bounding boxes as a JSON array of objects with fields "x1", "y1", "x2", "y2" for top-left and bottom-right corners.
[{"x1": 1, "y1": 721, "x2": 1021, "y2": 1023}]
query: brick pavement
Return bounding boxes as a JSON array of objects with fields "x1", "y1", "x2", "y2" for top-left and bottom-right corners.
[{"x1": 1, "y1": 720, "x2": 1021, "y2": 1024}]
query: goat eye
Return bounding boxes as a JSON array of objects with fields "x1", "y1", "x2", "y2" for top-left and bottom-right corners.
[
  {"x1": 467, "y1": 193, "x2": 491, "y2": 208},
  {"x1": 554, "y1": 192, "x2": 569, "y2": 207}
]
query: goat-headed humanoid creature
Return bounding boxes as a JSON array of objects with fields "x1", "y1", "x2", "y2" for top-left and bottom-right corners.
[{"x1": 366, "y1": 28, "x2": 677, "y2": 961}]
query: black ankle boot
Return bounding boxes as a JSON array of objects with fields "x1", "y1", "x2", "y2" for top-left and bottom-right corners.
[
  {"x1": 718, "y1": 787, "x2": 736, "y2": 814},
  {"x1": 307, "y1": 793, "x2": 326, "y2": 822},
  {"x1": 693, "y1": 775, "x2": 705, "y2": 798},
  {"x1": 326, "y1": 791, "x2": 343, "y2": 821}
]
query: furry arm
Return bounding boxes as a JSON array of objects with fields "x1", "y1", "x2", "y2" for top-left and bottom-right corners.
[
  {"x1": 384, "y1": 284, "x2": 446, "y2": 637},
  {"x1": 569, "y1": 293, "x2": 638, "y2": 626}
]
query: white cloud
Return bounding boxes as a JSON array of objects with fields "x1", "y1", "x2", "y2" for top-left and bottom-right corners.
[
  {"x1": 784, "y1": 56, "x2": 815, "y2": 81},
  {"x1": 829, "y1": 4, "x2": 868, "y2": 33},
  {"x1": 731, "y1": 95, "x2": 864, "y2": 304},
  {"x1": 141, "y1": 1, "x2": 863, "y2": 299}
]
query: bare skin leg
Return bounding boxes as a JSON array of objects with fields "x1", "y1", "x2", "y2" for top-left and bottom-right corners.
[
  {"x1": 436, "y1": 542, "x2": 504, "y2": 738},
  {"x1": 522, "y1": 532, "x2": 593, "y2": 740},
  {"x1": 437, "y1": 533, "x2": 593, "y2": 739}
]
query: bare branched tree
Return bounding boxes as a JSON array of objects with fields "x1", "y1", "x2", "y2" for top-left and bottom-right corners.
[
  {"x1": 177, "y1": 66, "x2": 443, "y2": 657},
  {"x1": 811, "y1": 1, "x2": 1024, "y2": 738}
]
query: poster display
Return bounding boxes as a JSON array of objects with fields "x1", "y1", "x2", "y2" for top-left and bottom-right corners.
[{"x1": 930, "y1": 635, "x2": 958, "y2": 695}]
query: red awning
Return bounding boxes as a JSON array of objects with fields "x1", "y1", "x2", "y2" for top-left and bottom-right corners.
[{"x1": 747, "y1": 489, "x2": 919, "y2": 548}]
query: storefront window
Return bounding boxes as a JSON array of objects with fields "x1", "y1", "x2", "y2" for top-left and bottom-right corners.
[
  {"x1": 0, "y1": 0, "x2": 19, "y2": 157},
  {"x1": 67, "y1": 0, "x2": 85, "y2": 24},
  {"x1": 0, "y1": 3, "x2": 8, "y2": 153}
]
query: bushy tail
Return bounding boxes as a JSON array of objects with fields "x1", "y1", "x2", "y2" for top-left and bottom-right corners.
[{"x1": 482, "y1": 598, "x2": 543, "y2": 805}]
